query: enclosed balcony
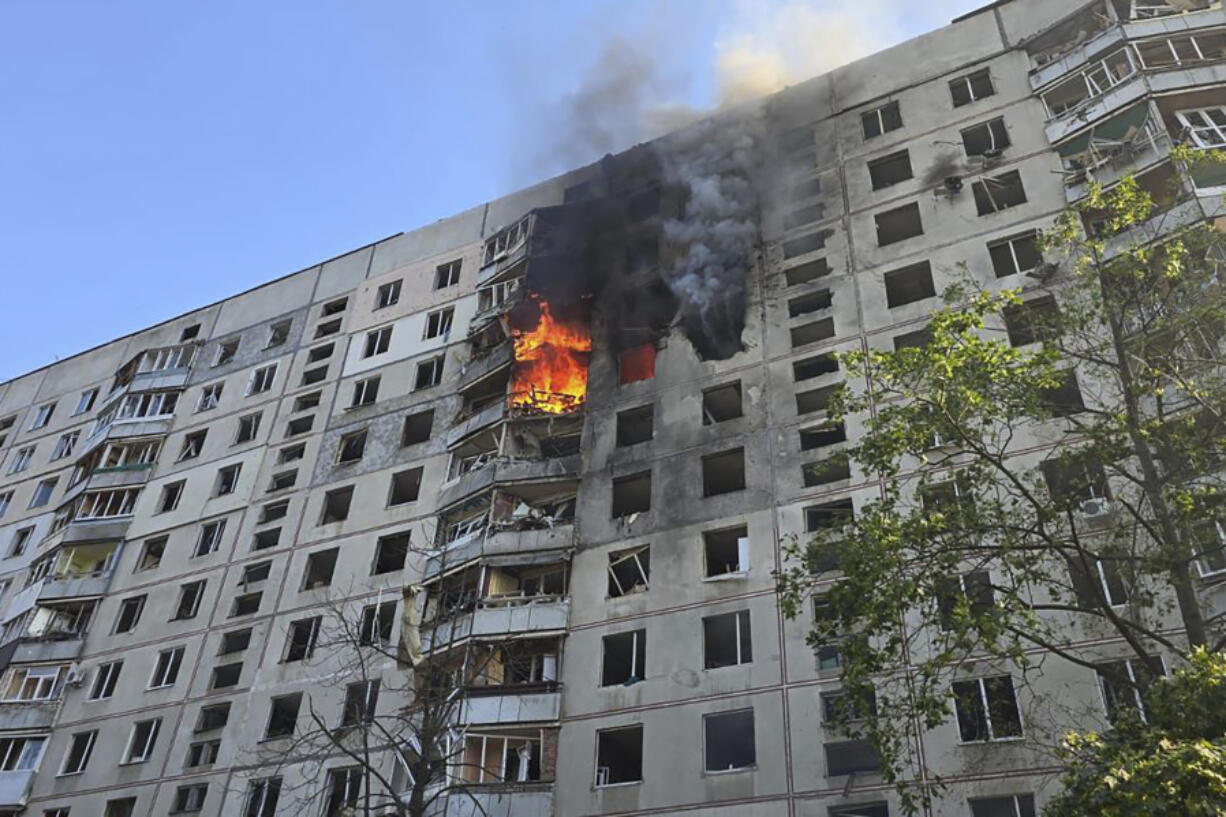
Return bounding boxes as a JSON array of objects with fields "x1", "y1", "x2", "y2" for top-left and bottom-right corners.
[
  {"x1": 110, "y1": 341, "x2": 199, "y2": 394},
  {"x1": 421, "y1": 560, "x2": 570, "y2": 651},
  {"x1": 1056, "y1": 102, "x2": 1173, "y2": 197}
]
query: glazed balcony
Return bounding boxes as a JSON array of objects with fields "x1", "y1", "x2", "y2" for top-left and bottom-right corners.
[
  {"x1": 478, "y1": 214, "x2": 533, "y2": 287},
  {"x1": 426, "y1": 786, "x2": 553, "y2": 817},
  {"x1": 0, "y1": 702, "x2": 57, "y2": 732},
  {"x1": 436, "y1": 455, "x2": 581, "y2": 510},
  {"x1": 0, "y1": 769, "x2": 36, "y2": 808},
  {"x1": 423, "y1": 597, "x2": 569, "y2": 652},
  {"x1": 461, "y1": 686, "x2": 561, "y2": 726},
  {"x1": 425, "y1": 523, "x2": 573, "y2": 581}
]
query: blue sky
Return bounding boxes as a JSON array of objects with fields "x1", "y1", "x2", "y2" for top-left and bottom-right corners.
[{"x1": 0, "y1": 0, "x2": 984, "y2": 381}]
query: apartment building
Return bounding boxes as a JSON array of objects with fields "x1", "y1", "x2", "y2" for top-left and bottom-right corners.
[{"x1": 0, "y1": 0, "x2": 1223, "y2": 815}]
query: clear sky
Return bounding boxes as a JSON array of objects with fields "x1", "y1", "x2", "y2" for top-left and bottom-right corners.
[{"x1": 0, "y1": 0, "x2": 985, "y2": 382}]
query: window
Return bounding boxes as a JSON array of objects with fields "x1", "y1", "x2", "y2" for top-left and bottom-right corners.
[
  {"x1": 51, "y1": 431, "x2": 79, "y2": 460},
  {"x1": 301, "y1": 366, "x2": 327, "y2": 386},
  {"x1": 612, "y1": 471, "x2": 651, "y2": 517},
  {"x1": 2, "y1": 665, "x2": 63, "y2": 701},
  {"x1": 178, "y1": 429, "x2": 206, "y2": 461},
  {"x1": 702, "y1": 382, "x2": 742, "y2": 424},
  {"x1": 800, "y1": 422, "x2": 846, "y2": 450},
  {"x1": 104, "y1": 799, "x2": 137, "y2": 817},
  {"x1": 704, "y1": 526, "x2": 749, "y2": 577},
  {"x1": 324, "y1": 767, "x2": 363, "y2": 817},
  {"x1": 950, "y1": 68, "x2": 994, "y2": 107},
  {"x1": 784, "y1": 258, "x2": 830, "y2": 287},
  {"x1": 616, "y1": 405, "x2": 654, "y2": 446},
  {"x1": 364, "y1": 326, "x2": 392, "y2": 358},
  {"x1": 821, "y1": 688, "x2": 878, "y2": 723},
  {"x1": 388, "y1": 468, "x2": 422, "y2": 506},
  {"x1": 194, "y1": 703, "x2": 231, "y2": 734},
  {"x1": 868, "y1": 150, "x2": 913, "y2": 189},
  {"x1": 961, "y1": 117, "x2": 1011, "y2": 156},
  {"x1": 0, "y1": 415, "x2": 12, "y2": 447},
  {"x1": 8, "y1": 446, "x2": 34, "y2": 474},
  {"x1": 1069, "y1": 554, "x2": 1129, "y2": 608},
  {"x1": 861, "y1": 100, "x2": 902, "y2": 139},
  {"x1": 158, "y1": 481, "x2": 184, "y2": 513},
  {"x1": 59, "y1": 730, "x2": 96, "y2": 775},
  {"x1": 115, "y1": 595, "x2": 145, "y2": 633},
  {"x1": 322, "y1": 297, "x2": 348, "y2": 316},
  {"x1": 375, "y1": 279, "x2": 402, "y2": 309},
  {"x1": 253, "y1": 528, "x2": 281, "y2": 551},
  {"x1": 893, "y1": 326, "x2": 933, "y2": 351},
  {"x1": 186, "y1": 739, "x2": 220, "y2": 768},
  {"x1": 89, "y1": 661, "x2": 122, "y2": 700},
  {"x1": 787, "y1": 289, "x2": 832, "y2": 318},
  {"x1": 424, "y1": 307, "x2": 455, "y2": 339},
  {"x1": 704, "y1": 610, "x2": 753, "y2": 668},
  {"x1": 235, "y1": 412, "x2": 261, "y2": 444},
  {"x1": 261, "y1": 500, "x2": 289, "y2": 523},
  {"x1": 359, "y1": 601, "x2": 396, "y2": 646},
  {"x1": 988, "y1": 232, "x2": 1041, "y2": 277},
  {"x1": 973, "y1": 170, "x2": 1026, "y2": 216},
  {"x1": 319, "y1": 486, "x2": 354, "y2": 524},
  {"x1": 796, "y1": 384, "x2": 839, "y2": 415},
  {"x1": 884, "y1": 261, "x2": 935, "y2": 308},
  {"x1": 211, "y1": 663, "x2": 242, "y2": 689},
  {"x1": 125, "y1": 718, "x2": 161, "y2": 762},
  {"x1": 702, "y1": 448, "x2": 746, "y2": 496},
  {"x1": 29, "y1": 478, "x2": 57, "y2": 508},
  {"x1": 31, "y1": 402, "x2": 55, "y2": 429},
  {"x1": 306, "y1": 345, "x2": 334, "y2": 367},
  {"x1": 595, "y1": 726, "x2": 643, "y2": 786},
  {"x1": 172, "y1": 581, "x2": 206, "y2": 620},
  {"x1": 245, "y1": 777, "x2": 282, "y2": 817},
  {"x1": 601, "y1": 629, "x2": 646, "y2": 686},
  {"x1": 783, "y1": 231, "x2": 826, "y2": 259},
  {"x1": 618, "y1": 344, "x2": 656, "y2": 384},
  {"x1": 198, "y1": 383, "x2": 223, "y2": 411},
  {"x1": 341, "y1": 680, "x2": 380, "y2": 725},
  {"x1": 286, "y1": 415, "x2": 314, "y2": 436},
  {"x1": 215, "y1": 339, "x2": 239, "y2": 367},
  {"x1": 435, "y1": 259, "x2": 462, "y2": 289},
  {"x1": 414, "y1": 355, "x2": 445, "y2": 389},
  {"x1": 221, "y1": 628, "x2": 253, "y2": 654},
  {"x1": 1043, "y1": 49, "x2": 1135, "y2": 117},
  {"x1": 214, "y1": 463, "x2": 242, "y2": 496},
  {"x1": 195, "y1": 520, "x2": 226, "y2": 557},
  {"x1": 232, "y1": 592, "x2": 263, "y2": 617},
  {"x1": 952, "y1": 675, "x2": 1023, "y2": 741},
  {"x1": 1177, "y1": 106, "x2": 1226, "y2": 149},
  {"x1": 268, "y1": 469, "x2": 296, "y2": 492},
  {"x1": 875, "y1": 202, "x2": 923, "y2": 245},
  {"x1": 704, "y1": 709, "x2": 756, "y2": 772},
  {"x1": 8, "y1": 527, "x2": 32, "y2": 557},
  {"x1": 335, "y1": 429, "x2": 366, "y2": 464},
  {"x1": 150, "y1": 647, "x2": 185, "y2": 689},
  {"x1": 0, "y1": 736, "x2": 45, "y2": 771},
  {"x1": 75, "y1": 388, "x2": 99, "y2": 415},
  {"x1": 0, "y1": 491, "x2": 12, "y2": 518},
  {"x1": 172, "y1": 784, "x2": 208, "y2": 813},
  {"x1": 608, "y1": 545, "x2": 650, "y2": 597},
  {"x1": 247, "y1": 364, "x2": 277, "y2": 395},
  {"x1": 1097, "y1": 658, "x2": 1160, "y2": 721},
  {"x1": 352, "y1": 376, "x2": 379, "y2": 407},
  {"x1": 969, "y1": 794, "x2": 1036, "y2": 817},
  {"x1": 266, "y1": 320, "x2": 291, "y2": 348},
  {"x1": 285, "y1": 617, "x2": 321, "y2": 662},
  {"x1": 278, "y1": 443, "x2": 306, "y2": 464},
  {"x1": 302, "y1": 549, "x2": 339, "y2": 590},
  {"x1": 130, "y1": 538, "x2": 165, "y2": 573},
  {"x1": 402, "y1": 409, "x2": 434, "y2": 445},
  {"x1": 789, "y1": 176, "x2": 822, "y2": 202},
  {"x1": 937, "y1": 571, "x2": 994, "y2": 630},
  {"x1": 1004, "y1": 296, "x2": 1060, "y2": 347}
]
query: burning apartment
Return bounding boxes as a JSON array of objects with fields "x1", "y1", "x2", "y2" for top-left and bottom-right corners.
[{"x1": 0, "y1": 0, "x2": 1224, "y2": 814}]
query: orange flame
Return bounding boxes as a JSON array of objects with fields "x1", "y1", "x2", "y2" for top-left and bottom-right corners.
[{"x1": 510, "y1": 300, "x2": 592, "y2": 414}]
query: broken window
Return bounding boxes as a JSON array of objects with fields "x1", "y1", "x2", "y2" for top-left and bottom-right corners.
[
  {"x1": 704, "y1": 610, "x2": 753, "y2": 668},
  {"x1": 783, "y1": 231, "x2": 826, "y2": 259},
  {"x1": 1069, "y1": 553, "x2": 1129, "y2": 607},
  {"x1": 315, "y1": 317, "x2": 342, "y2": 338},
  {"x1": 388, "y1": 468, "x2": 422, "y2": 506},
  {"x1": 402, "y1": 409, "x2": 434, "y2": 445},
  {"x1": 791, "y1": 317, "x2": 835, "y2": 348},
  {"x1": 211, "y1": 663, "x2": 241, "y2": 690},
  {"x1": 1040, "y1": 369, "x2": 1086, "y2": 417},
  {"x1": 1097, "y1": 657, "x2": 1161, "y2": 722},
  {"x1": 884, "y1": 261, "x2": 935, "y2": 308},
  {"x1": 618, "y1": 344, "x2": 656, "y2": 384},
  {"x1": 260, "y1": 500, "x2": 289, "y2": 523},
  {"x1": 265, "y1": 693, "x2": 301, "y2": 738},
  {"x1": 364, "y1": 326, "x2": 393, "y2": 358},
  {"x1": 308, "y1": 343, "x2": 333, "y2": 363},
  {"x1": 214, "y1": 339, "x2": 239, "y2": 367},
  {"x1": 1003, "y1": 296, "x2": 1060, "y2": 347},
  {"x1": 952, "y1": 675, "x2": 1023, "y2": 742},
  {"x1": 301, "y1": 366, "x2": 327, "y2": 386},
  {"x1": 601, "y1": 629, "x2": 646, "y2": 686},
  {"x1": 341, "y1": 680, "x2": 380, "y2": 726},
  {"x1": 822, "y1": 689, "x2": 878, "y2": 723},
  {"x1": 235, "y1": 411, "x2": 261, "y2": 444},
  {"x1": 793, "y1": 353, "x2": 838, "y2": 382},
  {"x1": 704, "y1": 526, "x2": 749, "y2": 577},
  {"x1": 267, "y1": 469, "x2": 296, "y2": 492},
  {"x1": 284, "y1": 616, "x2": 321, "y2": 661},
  {"x1": 247, "y1": 364, "x2": 277, "y2": 395},
  {"x1": 322, "y1": 297, "x2": 347, "y2": 316},
  {"x1": 195, "y1": 702, "x2": 231, "y2": 733},
  {"x1": 803, "y1": 455, "x2": 851, "y2": 487},
  {"x1": 178, "y1": 430, "x2": 207, "y2": 461},
  {"x1": 788, "y1": 289, "x2": 832, "y2": 317},
  {"x1": 266, "y1": 320, "x2": 291, "y2": 349},
  {"x1": 702, "y1": 382, "x2": 743, "y2": 424},
  {"x1": 784, "y1": 203, "x2": 825, "y2": 230},
  {"x1": 61, "y1": 730, "x2": 97, "y2": 775},
  {"x1": 825, "y1": 739, "x2": 881, "y2": 776},
  {"x1": 612, "y1": 471, "x2": 651, "y2": 517},
  {"x1": 172, "y1": 581, "x2": 206, "y2": 620},
  {"x1": 988, "y1": 232, "x2": 1041, "y2": 277},
  {"x1": 961, "y1": 117, "x2": 1011, "y2": 156},
  {"x1": 51, "y1": 431, "x2": 79, "y2": 460},
  {"x1": 231, "y1": 592, "x2": 262, "y2": 617},
  {"x1": 702, "y1": 448, "x2": 746, "y2": 496},
  {"x1": 241, "y1": 561, "x2": 271, "y2": 586},
  {"x1": 336, "y1": 429, "x2": 367, "y2": 464},
  {"x1": 875, "y1": 202, "x2": 923, "y2": 246},
  {"x1": 29, "y1": 478, "x2": 57, "y2": 508},
  {"x1": 220, "y1": 628, "x2": 252, "y2": 654},
  {"x1": 302, "y1": 548, "x2": 339, "y2": 590},
  {"x1": 796, "y1": 383, "x2": 838, "y2": 416},
  {"x1": 435, "y1": 259, "x2": 462, "y2": 289},
  {"x1": 1042, "y1": 49, "x2": 1135, "y2": 118},
  {"x1": 195, "y1": 520, "x2": 226, "y2": 557},
  {"x1": 608, "y1": 545, "x2": 650, "y2": 597},
  {"x1": 973, "y1": 171, "x2": 1027, "y2": 216},
  {"x1": 439, "y1": 498, "x2": 488, "y2": 547},
  {"x1": 136, "y1": 537, "x2": 166, "y2": 571},
  {"x1": 615, "y1": 405, "x2": 653, "y2": 447},
  {"x1": 214, "y1": 463, "x2": 241, "y2": 496},
  {"x1": 861, "y1": 100, "x2": 902, "y2": 139},
  {"x1": 595, "y1": 726, "x2": 643, "y2": 786},
  {"x1": 868, "y1": 150, "x2": 913, "y2": 190},
  {"x1": 425, "y1": 307, "x2": 455, "y2": 339},
  {"x1": 800, "y1": 422, "x2": 846, "y2": 450},
  {"x1": 937, "y1": 571, "x2": 995, "y2": 630},
  {"x1": 359, "y1": 601, "x2": 397, "y2": 646},
  {"x1": 375, "y1": 279, "x2": 401, "y2": 309},
  {"x1": 893, "y1": 326, "x2": 933, "y2": 351},
  {"x1": 150, "y1": 647, "x2": 184, "y2": 687},
  {"x1": 784, "y1": 257, "x2": 830, "y2": 287},
  {"x1": 319, "y1": 486, "x2": 354, "y2": 524},
  {"x1": 950, "y1": 68, "x2": 995, "y2": 107},
  {"x1": 414, "y1": 355, "x2": 445, "y2": 390},
  {"x1": 114, "y1": 595, "x2": 145, "y2": 633},
  {"x1": 352, "y1": 376, "x2": 380, "y2": 407},
  {"x1": 28, "y1": 402, "x2": 55, "y2": 429},
  {"x1": 969, "y1": 794, "x2": 1037, "y2": 817},
  {"x1": 704, "y1": 709, "x2": 756, "y2": 772},
  {"x1": 789, "y1": 176, "x2": 822, "y2": 201},
  {"x1": 125, "y1": 718, "x2": 162, "y2": 762}
]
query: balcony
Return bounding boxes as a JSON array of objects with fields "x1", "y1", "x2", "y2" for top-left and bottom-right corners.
[
  {"x1": 38, "y1": 571, "x2": 113, "y2": 602},
  {"x1": 425, "y1": 784, "x2": 553, "y2": 817},
  {"x1": 479, "y1": 214, "x2": 533, "y2": 287},
  {"x1": 424, "y1": 597, "x2": 569, "y2": 651},
  {"x1": 1057, "y1": 103, "x2": 1173, "y2": 199},
  {"x1": 59, "y1": 517, "x2": 132, "y2": 546},
  {"x1": 1030, "y1": 25, "x2": 1127, "y2": 90},
  {"x1": 448, "y1": 401, "x2": 509, "y2": 449},
  {"x1": 0, "y1": 702, "x2": 57, "y2": 731},
  {"x1": 456, "y1": 343, "x2": 514, "y2": 392},
  {"x1": 1045, "y1": 71, "x2": 1148, "y2": 145},
  {"x1": 461, "y1": 686, "x2": 561, "y2": 725},
  {"x1": 0, "y1": 769, "x2": 36, "y2": 808},
  {"x1": 437, "y1": 455, "x2": 581, "y2": 510},
  {"x1": 11, "y1": 638, "x2": 82, "y2": 665}
]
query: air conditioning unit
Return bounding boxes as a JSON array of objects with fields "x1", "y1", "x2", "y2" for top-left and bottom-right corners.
[
  {"x1": 1080, "y1": 497, "x2": 1113, "y2": 518},
  {"x1": 63, "y1": 668, "x2": 85, "y2": 688}
]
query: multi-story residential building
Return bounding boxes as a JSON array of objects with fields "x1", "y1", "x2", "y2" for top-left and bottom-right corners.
[{"x1": 0, "y1": 0, "x2": 1224, "y2": 815}]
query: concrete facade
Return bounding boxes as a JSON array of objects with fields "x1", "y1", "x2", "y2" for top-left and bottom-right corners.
[{"x1": 0, "y1": 1, "x2": 1225, "y2": 815}]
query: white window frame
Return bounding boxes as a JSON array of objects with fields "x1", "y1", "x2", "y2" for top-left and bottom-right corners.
[
  {"x1": 247, "y1": 365, "x2": 277, "y2": 396},
  {"x1": 2, "y1": 665, "x2": 64, "y2": 701},
  {"x1": 149, "y1": 647, "x2": 185, "y2": 688},
  {"x1": 1177, "y1": 106, "x2": 1226, "y2": 150},
  {"x1": 30, "y1": 403, "x2": 55, "y2": 430},
  {"x1": 424, "y1": 307, "x2": 455, "y2": 340},
  {"x1": 414, "y1": 356, "x2": 445, "y2": 390},
  {"x1": 435, "y1": 259, "x2": 462, "y2": 289},
  {"x1": 124, "y1": 718, "x2": 161, "y2": 763},
  {"x1": 195, "y1": 520, "x2": 226, "y2": 557},
  {"x1": 74, "y1": 389, "x2": 98, "y2": 415},
  {"x1": 0, "y1": 736, "x2": 45, "y2": 771},
  {"x1": 58, "y1": 729, "x2": 97, "y2": 776},
  {"x1": 198, "y1": 383, "x2": 223, "y2": 412},
  {"x1": 364, "y1": 326, "x2": 393, "y2": 358},
  {"x1": 953, "y1": 675, "x2": 1023, "y2": 742},
  {"x1": 375, "y1": 280, "x2": 402, "y2": 309},
  {"x1": 352, "y1": 376, "x2": 380, "y2": 407},
  {"x1": 1041, "y1": 49, "x2": 1137, "y2": 119},
  {"x1": 89, "y1": 661, "x2": 122, "y2": 700},
  {"x1": 8, "y1": 446, "x2": 34, "y2": 475}
]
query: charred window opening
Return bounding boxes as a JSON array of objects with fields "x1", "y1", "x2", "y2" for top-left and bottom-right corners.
[
  {"x1": 703, "y1": 610, "x2": 753, "y2": 668},
  {"x1": 608, "y1": 545, "x2": 650, "y2": 597},
  {"x1": 564, "y1": 181, "x2": 592, "y2": 203},
  {"x1": 317, "y1": 487, "x2": 352, "y2": 526},
  {"x1": 612, "y1": 471, "x2": 651, "y2": 517},
  {"x1": 893, "y1": 326, "x2": 933, "y2": 351},
  {"x1": 402, "y1": 409, "x2": 434, "y2": 446},
  {"x1": 788, "y1": 289, "x2": 833, "y2": 317},
  {"x1": 448, "y1": 430, "x2": 497, "y2": 480},
  {"x1": 950, "y1": 69, "x2": 995, "y2": 107},
  {"x1": 336, "y1": 430, "x2": 367, "y2": 464},
  {"x1": 1040, "y1": 369, "x2": 1086, "y2": 416},
  {"x1": 616, "y1": 405, "x2": 654, "y2": 447},
  {"x1": 789, "y1": 176, "x2": 822, "y2": 201},
  {"x1": 601, "y1": 629, "x2": 646, "y2": 686},
  {"x1": 1004, "y1": 296, "x2": 1060, "y2": 347},
  {"x1": 973, "y1": 171, "x2": 1027, "y2": 216},
  {"x1": 704, "y1": 526, "x2": 749, "y2": 577},
  {"x1": 784, "y1": 203, "x2": 825, "y2": 230},
  {"x1": 875, "y1": 203, "x2": 923, "y2": 246},
  {"x1": 784, "y1": 258, "x2": 830, "y2": 287},
  {"x1": 302, "y1": 548, "x2": 338, "y2": 590},
  {"x1": 884, "y1": 261, "x2": 936, "y2": 308},
  {"x1": 796, "y1": 383, "x2": 839, "y2": 415},
  {"x1": 825, "y1": 739, "x2": 881, "y2": 776},
  {"x1": 704, "y1": 709, "x2": 756, "y2": 772},
  {"x1": 618, "y1": 344, "x2": 656, "y2": 384},
  {"x1": 962, "y1": 117, "x2": 1011, "y2": 157},
  {"x1": 868, "y1": 150, "x2": 913, "y2": 190},
  {"x1": 800, "y1": 422, "x2": 846, "y2": 450},
  {"x1": 540, "y1": 433, "x2": 581, "y2": 458},
  {"x1": 702, "y1": 382, "x2": 743, "y2": 424},
  {"x1": 388, "y1": 468, "x2": 422, "y2": 506},
  {"x1": 989, "y1": 232, "x2": 1042, "y2": 277},
  {"x1": 803, "y1": 455, "x2": 851, "y2": 487},
  {"x1": 595, "y1": 725, "x2": 643, "y2": 786},
  {"x1": 791, "y1": 318, "x2": 836, "y2": 348},
  {"x1": 627, "y1": 187, "x2": 660, "y2": 222},
  {"x1": 861, "y1": 101, "x2": 902, "y2": 140},
  {"x1": 783, "y1": 231, "x2": 826, "y2": 259},
  {"x1": 703, "y1": 448, "x2": 746, "y2": 496},
  {"x1": 794, "y1": 354, "x2": 839, "y2": 383}
]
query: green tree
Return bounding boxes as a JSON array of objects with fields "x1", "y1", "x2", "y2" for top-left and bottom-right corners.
[{"x1": 778, "y1": 150, "x2": 1226, "y2": 812}]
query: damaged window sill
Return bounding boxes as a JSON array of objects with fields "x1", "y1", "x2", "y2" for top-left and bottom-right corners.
[{"x1": 703, "y1": 571, "x2": 749, "y2": 583}]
